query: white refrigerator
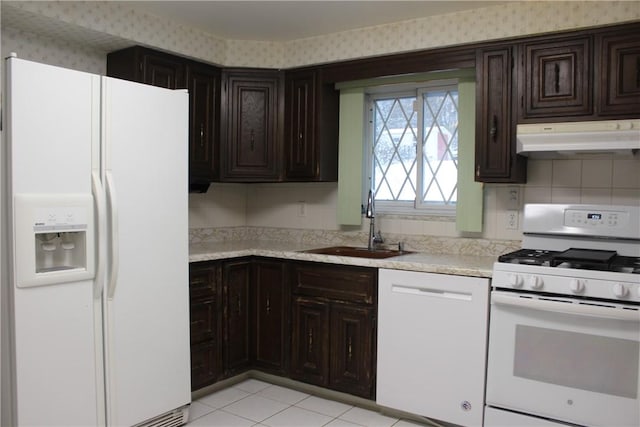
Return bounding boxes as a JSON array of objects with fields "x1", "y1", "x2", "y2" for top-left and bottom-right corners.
[{"x1": 1, "y1": 56, "x2": 191, "y2": 426}]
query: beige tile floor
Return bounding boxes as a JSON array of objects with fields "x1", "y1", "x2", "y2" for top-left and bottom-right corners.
[{"x1": 187, "y1": 379, "x2": 432, "y2": 427}]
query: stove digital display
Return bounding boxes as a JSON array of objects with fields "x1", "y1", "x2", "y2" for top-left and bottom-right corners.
[{"x1": 587, "y1": 213, "x2": 602, "y2": 220}]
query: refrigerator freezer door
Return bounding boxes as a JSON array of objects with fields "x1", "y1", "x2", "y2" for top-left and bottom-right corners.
[
  {"x1": 5, "y1": 58, "x2": 103, "y2": 426},
  {"x1": 101, "y1": 77, "x2": 190, "y2": 426}
]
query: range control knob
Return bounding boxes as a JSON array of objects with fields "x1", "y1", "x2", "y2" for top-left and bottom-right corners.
[
  {"x1": 528, "y1": 276, "x2": 543, "y2": 290},
  {"x1": 612, "y1": 283, "x2": 629, "y2": 298},
  {"x1": 569, "y1": 279, "x2": 585, "y2": 294},
  {"x1": 508, "y1": 274, "x2": 523, "y2": 288}
]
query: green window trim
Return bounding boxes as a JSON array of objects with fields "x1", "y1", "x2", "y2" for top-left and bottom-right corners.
[{"x1": 336, "y1": 70, "x2": 483, "y2": 233}]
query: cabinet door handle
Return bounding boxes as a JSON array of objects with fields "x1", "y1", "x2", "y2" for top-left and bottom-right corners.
[
  {"x1": 636, "y1": 57, "x2": 640, "y2": 87},
  {"x1": 554, "y1": 63, "x2": 560, "y2": 93},
  {"x1": 200, "y1": 123, "x2": 204, "y2": 148},
  {"x1": 489, "y1": 115, "x2": 498, "y2": 141},
  {"x1": 307, "y1": 328, "x2": 313, "y2": 353},
  {"x1": 250, "y1": 129, "x2": 255, "y2": 151},
  {"x1": 266, "y1": 294, "x2": 271, "y2": 314},
  {"x1": 347, "y1": 336, "x2": 353, "y2": 362},
  {"x1": 236, "y1": 295, "x2": 241, "y2": 314}
]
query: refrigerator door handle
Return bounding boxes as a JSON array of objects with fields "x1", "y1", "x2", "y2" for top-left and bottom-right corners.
[
  {"x1": 106, "y1": 171, "x2": 120, "y2": 299},
  {"x1": 92, "y1": 171, "x2": 107, "y2": 299}
]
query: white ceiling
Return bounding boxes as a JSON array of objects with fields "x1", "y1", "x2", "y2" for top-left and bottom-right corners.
[{"x1": 120, "y1": 1, "x2": 508, "y2": 41}]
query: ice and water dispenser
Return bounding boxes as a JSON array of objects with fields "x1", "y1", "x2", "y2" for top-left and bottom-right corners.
[{"x1": 14, "y1": 194, "x2": 95, "y2": 288}]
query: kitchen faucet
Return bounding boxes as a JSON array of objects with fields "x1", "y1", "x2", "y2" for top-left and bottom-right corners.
[{"x1": 365, "y1": 189, "x2": 384, "y2": 250}]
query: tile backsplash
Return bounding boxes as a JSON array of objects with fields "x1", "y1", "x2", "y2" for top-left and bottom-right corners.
[
  {"x1": 193, "y1": 155, "x2": 640, "y2": 244},
  {"x1": 524, "y1": 157, "x2": 640, "y2": 206}
]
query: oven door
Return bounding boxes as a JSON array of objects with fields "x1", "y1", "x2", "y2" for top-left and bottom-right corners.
[{"x1": 486, "y1": 290, "x2": 640, "y2": 427}]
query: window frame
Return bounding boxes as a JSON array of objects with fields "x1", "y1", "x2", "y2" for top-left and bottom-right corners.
[{"x1": 364, "y1": 79, "x2": 460, "y2": 217}]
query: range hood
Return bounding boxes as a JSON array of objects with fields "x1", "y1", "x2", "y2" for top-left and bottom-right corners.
[{"x1": 516, "y1": 119, "x2": 640, "y2": 157}]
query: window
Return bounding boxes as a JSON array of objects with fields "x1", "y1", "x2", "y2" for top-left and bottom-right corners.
[{"x1": 366, "y1": 81, "x2": 460, "y2": 215}]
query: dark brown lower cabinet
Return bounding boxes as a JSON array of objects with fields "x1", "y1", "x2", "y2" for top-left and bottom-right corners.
[
  {"x1": 252, "y1": 259, "x2": 289, "y2": 374},
  {"x1": 190, "y1": 258, "x2": 290, "y2": 390},
  {"x1": 329, "y1": 303, "x2": 375, "y2": 398},
  {"x1": 290, "y1": 296, "x2": 330, "y2": 386},
  {"x1": 222, "y1": 259, "x2": 252, "y2": 376},
  {"x1": 189, "y1": 261, "x2": 222, "y2": 390},
  {"x1": 289, "y1": 262, "x2": 377, "y2": 399},
  {"x1": 189, "y1": 258, "x2": 377, "y2": 400}
]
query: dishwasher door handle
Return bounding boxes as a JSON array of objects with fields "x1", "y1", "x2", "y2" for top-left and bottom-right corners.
[{"x1": 391, "y1": 284, "x2": 473, "y2": 301}]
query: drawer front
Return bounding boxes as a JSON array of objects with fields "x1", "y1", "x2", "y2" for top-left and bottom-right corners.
[
  {"x1": 189, "y1": 262, "x2": 218, "y2": 300},
  {"x1": 190, "y1": 298, "x2": 217, "y2": 345},
  {"x1": 291, "y1": 262, "x2": 377, "y2": 304},
  {"x1": 190, "y1": 342, "x2": 220, "y2": 390}
]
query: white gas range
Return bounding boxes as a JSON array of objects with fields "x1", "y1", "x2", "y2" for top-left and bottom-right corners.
[{"x1": 485, "y1": 204, "x2": 640, "y2": 427}]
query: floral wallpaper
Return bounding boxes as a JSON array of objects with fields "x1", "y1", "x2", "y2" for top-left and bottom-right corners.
[{"x1": 1, "y1": 1, "x2": 639, "y2": 70}]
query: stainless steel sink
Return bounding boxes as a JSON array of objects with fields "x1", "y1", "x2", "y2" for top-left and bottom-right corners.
[{"x1": 303, "y1": 245, "x2": 412, "y2": 259}]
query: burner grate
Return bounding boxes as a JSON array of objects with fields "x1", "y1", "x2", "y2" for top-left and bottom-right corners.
[{"x1": 498, "y1": 249, "x2": 557, "y2": 266}]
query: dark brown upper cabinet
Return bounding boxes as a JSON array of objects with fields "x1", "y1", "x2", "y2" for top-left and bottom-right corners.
[
  {"x1": 520, "y1": 36, "x2": 592, "y2": 120},
  {"x1": 475, "y1": 46, "x2": 526, "y2": 183},
  {"x1": 597, "y1": 29, "x2": 640, "y2": 116},
  {"x1": 187, "y1": 63, "x2": 221, "y2": 184},
  {"x1": 107, "y1": 46, "x2": 186, "y2": 90},
  {"x1": 107, "y1": 46, "x2": 218, "y2": 192},
  {"x1": 220, "y1": 69, "x2": 283, "y2": 182},
  {"x1": 284, "y1": 69, "x2": 339, "y2": 181}
]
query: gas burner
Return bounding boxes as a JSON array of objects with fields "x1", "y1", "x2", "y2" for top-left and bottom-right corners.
[
  {"x1": 498, "y1": 249, "x2": 558, "y2": 266},
  {"x1": 499, "y1": 248, "x2": 640, "y2": 274},
  {"x1": 610, "y1": 256, "x2": 640, "y2": 274}
]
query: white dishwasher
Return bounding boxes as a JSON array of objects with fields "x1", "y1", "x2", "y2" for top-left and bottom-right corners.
[{"x1": 376, "y1": 269, "x2": 490, "y2": 427}]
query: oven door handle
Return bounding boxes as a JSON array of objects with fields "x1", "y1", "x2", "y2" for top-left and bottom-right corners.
[{"x1": 492, "y1": 292, "x2": 640, "y2": 322}]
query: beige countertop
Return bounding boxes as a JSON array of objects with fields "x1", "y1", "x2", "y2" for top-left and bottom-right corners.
[{"x1": 189, "y1": 240, "x2": 496, "y2": 278}]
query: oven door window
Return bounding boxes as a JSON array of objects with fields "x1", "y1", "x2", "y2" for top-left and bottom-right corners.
[
  {"x1": 486, "y1": 292, "x2": 640, "y2": 427},
  {"x1": 514, "y1": 324, "x2": 638, "y2": 398}
]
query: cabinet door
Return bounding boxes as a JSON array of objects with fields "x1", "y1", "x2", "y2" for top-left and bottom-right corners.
[
  {"x1": 598, "y1": 31, "x2": 640, "y2": 116},
  {"x1": 141, "y1": 52, "x2": 186, "y2": 89},
  {"x1": 285, "y1": 71, "x2": 316, "y2": 179},
  {"x1": 284, "y1": 69, "x2": 339, "y2": 182},
  {"x1": 522, "y1": 37, "x2": 592, "y2": 118},
  {"x1": 188, "y1": 63, "x2": 221, "y2": 182},
  {"x1": 329, "y1": 303, "x2": 375, "y2": 399},
  {"x1": 221, "y1": 70, "x2": 281, "y2": 181},
  {"x1": 252, "y1": 260, "x2": 289, "y2": 374},
  {"x1": 290, "y1": 296, "x2": 330, "y2": 387},
  {"x1": 475, "y1": 47, "x2": 526, "y2": 183},
  {"x1": 223, "y1": 259, "x2": 252, "y2": 375}
]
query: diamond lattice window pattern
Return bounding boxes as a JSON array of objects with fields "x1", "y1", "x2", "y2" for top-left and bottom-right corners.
[{"x1": 371, "y1": 86, "x2": 458, "y2": 207}]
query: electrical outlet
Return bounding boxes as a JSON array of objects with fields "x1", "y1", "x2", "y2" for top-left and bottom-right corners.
[
  {"x1": 506, "y1": 210, "x2": 519, "y2": 230},
  {"x1": 298, "y1": 201, "x2": 306, "y2": 217},
  {"x1": 507, "y1": 187, "x2": 520, "y2": 210}
]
